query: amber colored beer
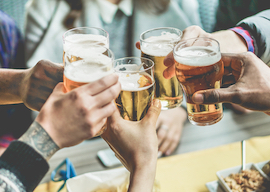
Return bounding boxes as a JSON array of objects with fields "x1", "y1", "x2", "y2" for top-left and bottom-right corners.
[
  {"x1": 174, "y1": 46, "x2": 224, "y2": 126},
  {"x1": 140, "y1": 29, "x2": 183, "y2": 110},
  {"x1": 115, "y1": 64, "x2": 155, "y2": 121}
]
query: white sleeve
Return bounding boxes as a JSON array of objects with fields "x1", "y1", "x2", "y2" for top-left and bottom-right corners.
[
  {"x1": 180, "y1": 0, "x2": 202, "y2": 27},
  {"x1": 24, "y1": 0, "x2": 58, "y2": 66}
]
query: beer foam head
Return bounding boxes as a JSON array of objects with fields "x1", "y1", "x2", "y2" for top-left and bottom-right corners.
[
  {"x1": 174, "y1": 46, "x2": 221, "y2": 66},
  {"x1": 115, "y1": 64, "x2": 154, "y2": 91},
  {"x1": 141, "y1": 32, "x2": 180, "y2": 57},
  {"x1": 64, "y1": 34, "x2": 108, "y2": 53},
  {"x1": 64, "y1": 54, "x2": 113, "y2": 83}
]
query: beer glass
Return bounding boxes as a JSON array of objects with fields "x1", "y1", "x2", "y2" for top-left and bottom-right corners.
[
  {"x1": 63, "y1": 46, "x2": 114, "y2": 136},
  {"x1": 114, "y1": 57, "x2": 155, "y2": 121},
  {"x1": 62, "y1": 27, "x2": 109, "y2": 64},
  {"x1": 64, "y1": 46, "x2": 114, "y2": 92},
  {"x1": 140, "y1": 27, "x2": 183, "y2": 110},
  {"x1": 173, "y1": 37, "x2": 224, "y2": 126}
]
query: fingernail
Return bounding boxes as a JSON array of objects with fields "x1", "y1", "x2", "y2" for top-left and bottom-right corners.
[
  {"x1": 157, "y1": 151, "x2": 163, "y2": 158},
  {"x1": 153, "y1": 99, "x2": 161, "y2": 108},
  {"x1": 165, "y1": 150, "x2": 171, "y2": 156},
  {"x1": 193, "y1": 93, "x2": 204, "y2": 104}
]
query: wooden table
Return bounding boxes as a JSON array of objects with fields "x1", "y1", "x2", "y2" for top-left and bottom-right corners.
[{"x1": 35, "y1": 110, "x2": 270, "y2": 191}]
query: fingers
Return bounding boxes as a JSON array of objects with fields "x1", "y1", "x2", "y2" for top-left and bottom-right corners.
[
  {"x1": 163, "y1": 52, "x2": 175, "y2": 79},
  {"x1": 93, "y1": 82, "x2": 121, "y2": 108},
  {"x1": 157, "y1": 125, "x2": 168, "y2": 146},
  {"x1": 142, "y1": 99, "x2": 161, "y2": 125},
  {"x1": 164, "y1": 52, "x2": 174, "y2": 67},
  {"x1": 158, "y1": 129, "x2": 180, "y2": 156},
  {"x1": 95, "y1": 101, "x2": 117, "y2": 122},
  {"x1": 192, "y1": 87, "x2": 237, "y2": 104},
  {"x1": 82, "y1": 74, "x2": 120, "y2": 96},
  {"x1": 181, "y1": 25, "x2": 212, "y2": 41},
  {"x1": 135, "y1": 41, "x2": 141, "y2": 50},
  {"x1": 163, "y1": 65, "x2": 176, "y2": 79},
  {"x1": 35, "y1": 60, "x2": 64, "y2": 82},
  {"x1": 51, "y1": 82, "x2": 65, "y2": 95}
]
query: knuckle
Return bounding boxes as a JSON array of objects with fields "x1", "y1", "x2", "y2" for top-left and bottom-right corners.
[
  {"x1": 78, "y1": 107, "x2": 88, "y2": 117},
  {"x1": 205, "y1": 90, "x2": 220, "y2": 103},
  {"x1": 231, "y1": 88, "x2": 242, "y2": 104},
  {"x1": 98, "y1": 78, "x2": 107, "y2": 88},
  {"x1": 68, "y1": 90, "x2": 79, "y2": 101},
  {"x1": 106, "y1": 103, "x2": 116, "y2": 115}
]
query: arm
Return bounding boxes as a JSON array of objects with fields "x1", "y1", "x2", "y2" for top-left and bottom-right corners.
[
  {"x1": 0, "y1": 74, "x2": 121, "y2": 191},
  {"x1": 102, "y1": 99, "x2": 161, "y2": 192},
  {"x1": 237, "y1": 9, "x2": 270, "y2": 64},
  {"x1": 0, "y1": 60, "x2": 63, "y2": 111},
  {"x1": 0, "y1": 69, "x2": 25, "y2": 104}
]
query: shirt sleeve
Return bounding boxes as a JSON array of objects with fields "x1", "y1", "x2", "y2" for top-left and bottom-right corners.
[
  {"x1": 236, "y1": 9, "x2": 270, "y2": 65},
  {"x1": 229, "y1": 26, "x2": 254, "y2": 53},
  {"x1": 0, "y1": 141, "x2": 49, "y2": 192}
]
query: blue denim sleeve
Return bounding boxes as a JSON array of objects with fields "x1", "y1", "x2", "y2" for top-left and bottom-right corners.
[{"x1": 0, "y1": 9, "x2": 24, "y2": 69}]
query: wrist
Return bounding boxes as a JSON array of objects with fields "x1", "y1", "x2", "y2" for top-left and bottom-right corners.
[
  {"x1": 212, "y1": 30, "x2": 248, "y2": 53},
  {"x1": 0, "y1": 69, "x2": 25, "y2": 104},
  {"x1": 19, "y1": 121, "x2": 60, "y2": 160},
  {"x1": 129, "y1": 159, "x2": 157, "y2": 192}
]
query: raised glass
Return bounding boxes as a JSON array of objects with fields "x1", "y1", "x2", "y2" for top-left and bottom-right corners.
[
  {"x1": 174, "y1": 37, "x2": 224, "y2": 126},
  {"x1": 114, "y1": 57, "x2": 155, "y2": 121},
  {"x1": 140, "y1": 27, "x2": 183, "y2": 110}
]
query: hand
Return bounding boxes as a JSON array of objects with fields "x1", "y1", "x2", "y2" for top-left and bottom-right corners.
[
  {"x1": 102, "y1": 99, "x2": 161, "y2": 192},
  {"x1": 156, "y1": 107, "x2": 187, "y2": 156},
  {"x1": 163, "y1": 26, "x2": 212, "y2": 79},
  {"x1": 36, "y1": 74, "x2": 121, "y2": 148},
  {"x1": 163, "y1": 25, "x2": 248, "y2": 79},
  {"x1": 192, "y1": 52, "x2": 270, "y2": 115},
  {"x1": 20, "y1": 60, "x2": 64, "y2": 111}
]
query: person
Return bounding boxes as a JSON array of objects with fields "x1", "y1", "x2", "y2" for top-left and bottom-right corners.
[
  {"x1": 0, "y1": 69, "x2": 161, "y2": 192},
  {"x1": 163, "y1": 9, "x2": 270, "y2": 79},
  {"x1": 0, "y1": 10, "x2": 33, "y2": 155},
  {"x1": 162, "y1": 9, "x2": 270, "y2": 113},
  {"x1": 24, "y1": 0, "x2": 201, "y2": 156}
]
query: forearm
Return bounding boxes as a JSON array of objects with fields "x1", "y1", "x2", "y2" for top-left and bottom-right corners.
[
  {"x1": 0, "y1": 121, "x2": 60, "y2": 191},
  {"x1": 19, "y1": 121, "x2": 60, "y2": 160},
  {"x1": 0, "y1": 69, "x2": 25, "y2": 104},
  {"x1": 212, "y1": 30, "x2": 248, "y2": 53},
  {"x1": 128, "y1": 160, "x2": 157, "y2": 192}
]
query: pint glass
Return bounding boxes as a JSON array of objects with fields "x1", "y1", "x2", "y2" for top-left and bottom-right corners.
[
  {"x1": 63, "y1": 46, "x2": 114, "y2": 135},
  {"x1": 140, "y1": 27, "x2": 183, "y2": 110},
  {"x1": 62, "y1": 27, "x2": 109, "y2": 64},
  {"x1": 173, "y1": 37, "x2": 224, "y2": 126},
  {"x1": 114, "y1": 57, "x2": 155, "y2": 121}
]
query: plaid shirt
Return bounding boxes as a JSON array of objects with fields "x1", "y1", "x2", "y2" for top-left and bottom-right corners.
[{"x1": 230, "y1": 26, "x2": 255, "y2": 53}]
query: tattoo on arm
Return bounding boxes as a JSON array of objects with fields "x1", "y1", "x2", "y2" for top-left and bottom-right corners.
[{"x1": 19, "y1": 121, "x2": 60, "y2": 160}]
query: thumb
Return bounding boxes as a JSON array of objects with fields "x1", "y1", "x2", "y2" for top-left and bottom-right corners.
[
  {"x1": 192, "y1": 87, "x2": 236, "y2": 104},
  {"x1": 142, "y1": 99, "x2": 161, "y2": 125},
  {"x1": 135, "y1": 41, "x2": 141, "y2": 50},
  {"x1": 108, "y1": 106, "x2": 122, "y2": 123},
  {"x1": 53, "y1": 82, "x2": 65, "y2": 93}
]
